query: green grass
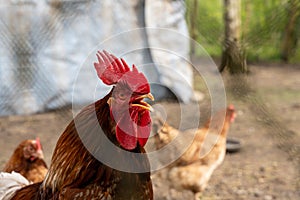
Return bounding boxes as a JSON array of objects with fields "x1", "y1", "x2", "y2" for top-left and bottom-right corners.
[
  {"x1": 256, "y1": 88, "x2": 300, "y2": 105},
  {"x1": 246, "y1": 46, "x2": 283, "y2": 62},
  {"x1": 185, "y1": 0, "x2": 300, "y2": 63}
]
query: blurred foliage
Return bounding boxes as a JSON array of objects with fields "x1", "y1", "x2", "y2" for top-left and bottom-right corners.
[{"x1": 185, "y1": 0, "x2": 300, "y2": 63}]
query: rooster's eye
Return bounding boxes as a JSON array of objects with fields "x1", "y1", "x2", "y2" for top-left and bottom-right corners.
[{"x1": 118, "y1": 92, "x2": 127, "y2": 100}]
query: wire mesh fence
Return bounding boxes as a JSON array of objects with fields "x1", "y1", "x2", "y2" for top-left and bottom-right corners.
[
  {"x1": 0, "y1": 0, "x2": 87, "y2": 115},
  {"x1": 1, "y1": 0, "x2": 299, "y2": 116},
  {"x1": 186, "y1": 0, "x2": 300, "y2": 62},
  {"x1": 0, "y1": 0, "x2": 194, "y2": 116}
]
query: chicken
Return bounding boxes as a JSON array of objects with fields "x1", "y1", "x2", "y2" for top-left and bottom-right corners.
[
  {"x1": 151, "y1": 105, "x2": 236, "y2": 199},
  {"x1": 0, "y1": 171, "x2": 30, "y2": 200},
  {"x1": 11, "y1": 50, "x2": 154, "y2": 200},
  {"x1": 2, "y1": 138, "x2": 48, "y2": 183},
  {"x1": 151, "y1": 112, "x2": 212, "y2": 166}
]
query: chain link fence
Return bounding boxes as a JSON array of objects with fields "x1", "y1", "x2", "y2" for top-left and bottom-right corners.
[
  {"x1": 0, "y1": 0, "x2": 193, "y2": 116},
  {"x1": 186, "y1": 0, "x2": 300, "y2": 62}
]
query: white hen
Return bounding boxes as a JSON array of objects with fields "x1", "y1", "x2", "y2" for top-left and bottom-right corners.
[{"x1": 0, "y1": 171, "x2": 30, "y2": 200}]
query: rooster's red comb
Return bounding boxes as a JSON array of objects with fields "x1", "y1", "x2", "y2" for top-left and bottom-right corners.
[
  {"x1": 94, "y1": 50, "x2": 150, "y2": 94},
  {"x1": 94, "y1": 50, "x2": 131, "y2": 85}
]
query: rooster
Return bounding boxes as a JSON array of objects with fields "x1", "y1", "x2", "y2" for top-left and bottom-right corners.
[
  {"x1": 11, "y1": 50, "x2": 154, "y2": 200},
  {"x1": 151, "y1": 105, "x2": 236, "y2": 199},
  {"x1": 2, "y1": 138, "x2": 48, "y2": 183}
]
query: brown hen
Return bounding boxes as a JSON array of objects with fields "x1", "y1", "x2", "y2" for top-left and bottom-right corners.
[
  {"x1": 151, "y1": 105, "x2": 236, "y2": 199},
  {"x1": 3, "y1": 138, "x2": 48, "y2": 183}
]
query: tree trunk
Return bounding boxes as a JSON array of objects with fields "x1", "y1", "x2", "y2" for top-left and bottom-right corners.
[
  {"x1": 280, "y1": 0, "x2": 300, "y2": 62},
  {"x1": 219, "y1": 0, "x2": 247, "y2": 74}
]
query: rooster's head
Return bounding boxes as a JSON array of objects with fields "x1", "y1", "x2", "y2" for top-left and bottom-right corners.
[{"x1": 94, "y1": 50, "x2": 154, "y2": 150}]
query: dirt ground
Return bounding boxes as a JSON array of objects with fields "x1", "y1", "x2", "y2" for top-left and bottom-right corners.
[{"x1": 0, "y1": 62, "x2": 299, "y2": 199}]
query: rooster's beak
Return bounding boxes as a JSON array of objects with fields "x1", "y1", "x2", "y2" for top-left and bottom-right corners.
[{"x1": 131, "y1": 93, "x2": 154, "y2": 112}]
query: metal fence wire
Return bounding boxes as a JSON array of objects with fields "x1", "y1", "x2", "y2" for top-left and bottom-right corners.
[
  {"x1": 0, "y1": 0, "x2": 193, "y2": 116},
  {"x1": 0, "y1": 1, "x2": 77, "y2": 115},
  {"x1": 1, "y1": 0, "x2": 299, "y2": 116}
]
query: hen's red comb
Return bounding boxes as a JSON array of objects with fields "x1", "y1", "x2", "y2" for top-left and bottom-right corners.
[
  {"x1": 227, "y1": 104, "x2": 236, "y2": 123},
  {"x1": 94, "y1": 50, "x2": 130, "y2": 85},
  {"x1": 35, "y1": 137, "x2": 42, "y2": 151}
]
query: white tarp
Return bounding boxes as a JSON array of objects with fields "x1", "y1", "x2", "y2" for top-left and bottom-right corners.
[{"x1": 0, "y1": 0, "x2": 193, "y2": 116}]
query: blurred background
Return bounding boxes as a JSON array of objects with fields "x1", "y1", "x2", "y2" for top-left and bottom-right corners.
[
  {"x1": 186, "y1": 0, "x2": 300, "y2": 63},
  {"x1": 0, "y1": 0, "x2": 299, "y2": 199}
]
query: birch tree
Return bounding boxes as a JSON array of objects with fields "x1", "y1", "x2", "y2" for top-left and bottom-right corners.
[
  {"x1": 280, "y1": 0, "x2": 300, "y2": 62},
  {"x1": 219, "y1": 0, "x2": 247, "y2": 73}
]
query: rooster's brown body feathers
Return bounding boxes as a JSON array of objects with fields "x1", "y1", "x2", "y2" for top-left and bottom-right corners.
[{"x1": 12, "y1": 94, "x2": 152, "y2": 200}]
